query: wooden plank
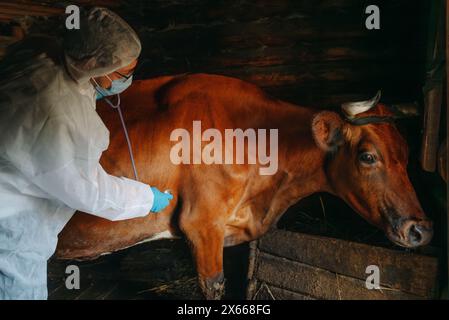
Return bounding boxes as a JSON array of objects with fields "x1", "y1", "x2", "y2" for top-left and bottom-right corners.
[
  {"x1": 262, "y1": 85, "x2": 420, "y2": 108},
  {"x1": 137, "y1": 60, "x2": 421, "y2": 89},
  {"x1": 72, "y1": 0, "x2": 122, "y2": 7},
  {"x1": 0, "y1": 1, "x2": 120, "y2": 23},
  {"x1": 131, "y1": 0, "x2": 425, "y2": 54},
  {"x1": 257, "y1": 229, "x2": 439, "y2": 297},
  {"x1": 1, "y1": 0, "x2": 120, "y2": 10},
  {"x1": 142, "y1": 40, "x2": 412, "y2": 70},
  {"x1": 72, "y1": 280, "x2": 120, "y2": 300},
  {"x1": 0, "y1": 13, "x2": 21, "y2": 22},
  {"x1": 446, "y1": 0, "x2": 449, "y2": 295},
  {"x1": 229, "y1": 64, "x2": 418, "y2": 89},
  {"x1": 137, "y1": 15, "x2": 418, "y2": 51},
  {"x1": 123, "y1": 0, "x2": 422, "y2": 34},
  {"x1": 0, "y1": 3, "x2": 64, "y2": 16},
  {"x1": 254, "y1": 252, "x2": 425, "y2": 300},
  {"x1": 122, "y1": 0, "x2": 369, "y2": 25},
  {"x1": 252, "y1": 282, "x2": 316, "y2": 300}
]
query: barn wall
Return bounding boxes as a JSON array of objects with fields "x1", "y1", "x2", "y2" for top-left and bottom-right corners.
[
  {"x1": 0, "y1": 0, "x2": 430, "y2": 108},
  {"x1": 117, "y1": 0, "x2": 430, "y2": 109}
]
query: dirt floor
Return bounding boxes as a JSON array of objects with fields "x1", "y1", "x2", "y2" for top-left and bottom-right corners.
[{"x1": 48, "y1": 239, "x2": 249, "y2": 300}]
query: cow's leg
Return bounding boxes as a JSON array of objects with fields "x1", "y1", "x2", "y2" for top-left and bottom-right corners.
[{"x1": 181, "y1": 217, "x2": 226, "y2": 300}]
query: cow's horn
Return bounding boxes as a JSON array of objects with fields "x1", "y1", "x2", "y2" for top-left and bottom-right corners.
[{"x1": 341, "y1": 90, "x2": 381, "y2": 117}]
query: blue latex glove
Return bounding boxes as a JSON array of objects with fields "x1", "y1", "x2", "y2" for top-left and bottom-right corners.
[{"x1": 150, "y1": 187, "x2": 174, "y2": 213}]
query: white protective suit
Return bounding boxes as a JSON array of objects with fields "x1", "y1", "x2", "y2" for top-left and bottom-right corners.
[{"x1": 0, "y1": 8, "x2": 154, "y2": 299}]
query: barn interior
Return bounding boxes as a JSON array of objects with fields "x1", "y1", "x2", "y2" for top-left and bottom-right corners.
[{"x1": 0, "y1": 0, "x2": 447, "y2": 299}]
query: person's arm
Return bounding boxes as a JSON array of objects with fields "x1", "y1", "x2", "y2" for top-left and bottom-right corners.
[
  {"x1": 30, "y1": 160, "x2": 155, "y2": 221},
  {"x1": 10, "y1": 113, "x2": 156, "y2": 221}
]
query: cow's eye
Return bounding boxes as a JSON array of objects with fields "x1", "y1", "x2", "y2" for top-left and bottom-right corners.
[{"x1": 359, "y1": 152, "x2": 377, "y2": 165}]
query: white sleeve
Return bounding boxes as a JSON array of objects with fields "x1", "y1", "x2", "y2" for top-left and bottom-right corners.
[
  {"x1": 8, "y1": 108, "x2": 155, "y2": 221},
  {"x1": 29, "y1": 161, "x2": 155, "y2": 221}
]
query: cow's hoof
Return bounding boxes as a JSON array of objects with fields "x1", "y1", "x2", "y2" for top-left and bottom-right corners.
[{"x1": 199, "y1": 273, "x2": 226, "y2": 300}]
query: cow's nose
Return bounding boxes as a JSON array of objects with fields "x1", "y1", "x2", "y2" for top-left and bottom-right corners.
[{"x1": 402, "y1": 218, "x2": 433, "y2": 247}]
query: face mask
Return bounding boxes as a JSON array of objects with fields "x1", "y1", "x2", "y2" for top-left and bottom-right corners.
[{"x1": 94, "y1": 75, "x2": 133, "y2": 100}]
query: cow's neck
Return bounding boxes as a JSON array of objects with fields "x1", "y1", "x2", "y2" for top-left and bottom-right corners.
[{"x1": 257, "y1": 105, "x2": 332, "y2": 229}]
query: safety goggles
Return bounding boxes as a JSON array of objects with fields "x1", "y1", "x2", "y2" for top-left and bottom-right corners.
[{"x1": 114, "y1": 71, "x2": 134, "y2": 80}]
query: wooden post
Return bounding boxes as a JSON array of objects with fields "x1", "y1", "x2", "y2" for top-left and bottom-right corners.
[
  {"x1": 420, "y1": 0, "x2": 445, "y2": 172},
  {"x1": 421, "y1": 86, "x2": 443, "y2": 172},
  {"x1": 445, "y1": 0, "x2": 449, "y2": 298}
]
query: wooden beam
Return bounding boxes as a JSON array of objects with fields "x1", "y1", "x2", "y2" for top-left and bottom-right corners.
[
  {"x1": 446, "y1": 0, "x2": 449, "y2": 299},
  {"x1": 254, "y1": 252, "x2": 425, "y2": 300},
  {"x1": 256, "y1": 229, "x2": 439, "y2": 298},
  {"x1": 0, "y1": 1, "x2": 121, "y2": 23},
  {"x1": 0, "y1": 3, "x2": 64, "y2": 16}
]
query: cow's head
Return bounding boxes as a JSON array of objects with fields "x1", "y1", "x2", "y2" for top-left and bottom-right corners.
[{"x1": 312, "y1": 92, "x2": 433, "y2": 248}]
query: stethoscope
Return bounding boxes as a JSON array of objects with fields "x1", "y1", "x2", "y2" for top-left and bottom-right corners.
[
  {"x1": 102, "y1": 94, "x2": 140, "y2": 182},
  {"x1": 91, "y1": 75, "x2": 139, "y2": 181},
  {"x1": 92, "y1": 79, "x2": 172, "y2": 195}
]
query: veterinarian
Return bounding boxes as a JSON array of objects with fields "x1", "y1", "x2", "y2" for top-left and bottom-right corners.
[{"x1": 0, "y1": 7, "x2": 173, "y2": 300}]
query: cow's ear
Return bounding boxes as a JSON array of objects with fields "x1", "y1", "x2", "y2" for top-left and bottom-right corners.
[{"x1": 311, "y1": 111, "x2": 345, "y2": 152}]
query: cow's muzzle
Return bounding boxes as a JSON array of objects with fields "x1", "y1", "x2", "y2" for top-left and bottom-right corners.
[{"x1": 387, "y1": 217, "x2": 433, "y2": 248}]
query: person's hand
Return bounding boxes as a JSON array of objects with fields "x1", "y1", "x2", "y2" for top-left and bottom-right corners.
[{"x1": 150, "y1": 187, "x2": 174, "y2": 213}]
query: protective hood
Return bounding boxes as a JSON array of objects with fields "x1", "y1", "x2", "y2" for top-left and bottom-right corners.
[{"x1": 63, "y1": 7, "x2": 141, "y2": 84}]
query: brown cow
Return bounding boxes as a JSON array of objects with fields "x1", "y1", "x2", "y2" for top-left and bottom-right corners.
[{"x1": 56, "y1": 74, "x2": 433, "y2": 299}]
